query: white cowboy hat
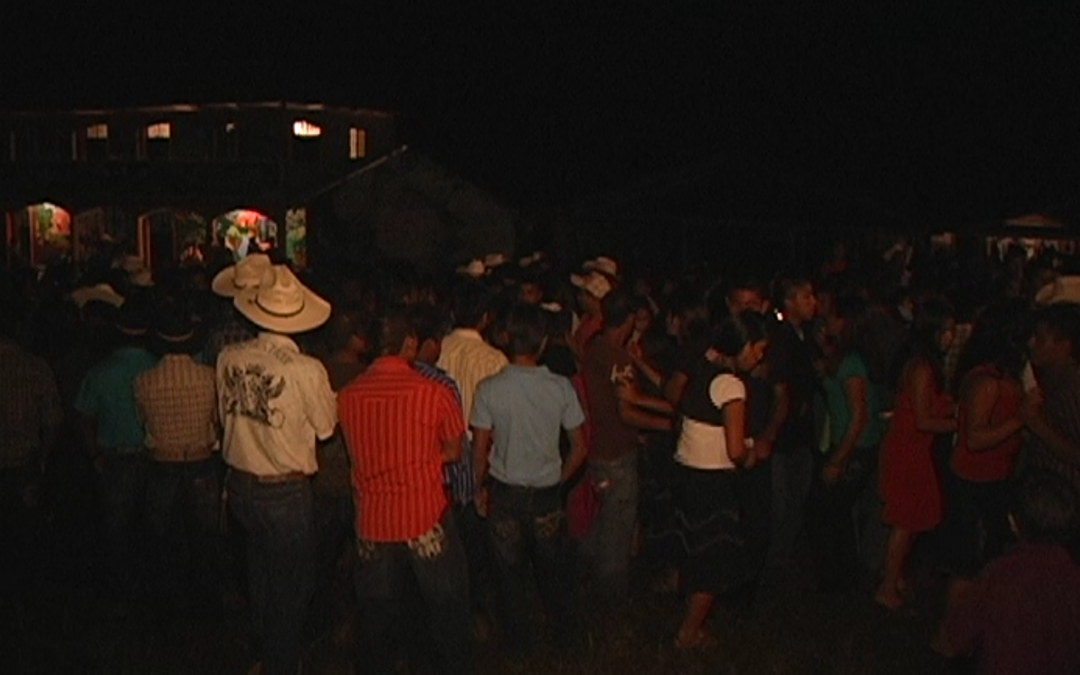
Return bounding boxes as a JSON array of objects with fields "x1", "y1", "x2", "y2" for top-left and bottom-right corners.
[
  {"x1": 70, "y1": 283, "x2": 125, "y2": 309},
  {"x1": 483, "y1": 253, "x2": 509, "y2": 268},
  {"x1": 234, "y1": 265, "x2": 331, "y2": 333},
  {"x1": 1035, "y1": 275, "x2": 1080, "y2": 305},
  {"x1": 211, "y1": 253, "x2": 273, "y2": 297},
  {"x1": 455, "y1": 259, "x2": 489, "y2": 278},
  {"x1": 519, "y1": 251, "x2": 544, "y2": 267},
  {"x1": 570, "y1": 271, "x2": 612, "y2": 300},
  {"x1": 583, "y1": 256, "x2": 619, "y2": 279}
]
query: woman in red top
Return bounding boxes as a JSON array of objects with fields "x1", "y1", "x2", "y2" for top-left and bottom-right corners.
[
  {"x1": 933, "y1": 302, "x2": 1027, "y2": 653},
  {"x1": 876, "y1": 298, "x2": 957, "y2": 610}
]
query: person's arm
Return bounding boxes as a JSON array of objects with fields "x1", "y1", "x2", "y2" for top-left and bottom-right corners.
[
  {"x1": 441, "y1": 434, "x2": 463, "y2": 464},
  {"x1": 617, "y1": 381, "x2": 676, "y2": 415},
  {"x1": 472, "y1": 427, "x2": 493, "y2": 483},
  {"x1": 754, "y1": 381, "x2": 788, "y2": 460},
  {"x1": 962, "y1": 374, "x2": 1022, "y2": 452},
  {"x1": 617, "y1": 396, "x2": 674, "y2": 432},
  {"x1": 664, "y1": 370, "x2": 689, "y2": 405},
  {"x1": 910, "y1": 362, "x2": 956, "y2": 434},
  {"x1": 823, "y1": 375, "x2": 868, "y2": 483},
  {"x1": 560, "y1": 425, "x2": 588, "y2": 483},
  {"x1": 722, "y1": 399, "x2": 749, "y2": 467}
]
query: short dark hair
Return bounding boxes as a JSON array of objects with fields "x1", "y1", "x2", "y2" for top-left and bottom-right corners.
[
  {"x1": 1034, "y1": 302, "x2": 1080, "y2": 361},
  {"x1": 409, "y1": 304, "x2": 452, "y2": 346},
  {"x1": 452, "y1": 282, "x2": 494, "y2": 329},
  {"x1": 503, "y1": 304, "x2": 548, "y2": 356},
  {"x1": 372, "y1": 307, "x2": 414, "y2": 356},
  {"x1": 1014, "y1": 471, "x2": 1080, "y2": 545},
  {"x1": 601, "y1": 290, "x2": 635, "y2": 330},
  {"x1": 772, "y1": 276, "x2": 811, "y2": 311}
]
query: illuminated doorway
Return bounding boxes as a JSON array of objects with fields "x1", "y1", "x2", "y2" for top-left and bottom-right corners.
[
  {"x1": 212, "y1": 209, "x2": 278, "y2": 262},
  {"x1": 6, "y1": 202, "x2": 73, "y2": 267},
  {"x1": 136, "y1": 209, "x2": 209, "y2": 270}
]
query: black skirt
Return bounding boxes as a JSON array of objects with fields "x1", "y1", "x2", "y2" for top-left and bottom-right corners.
[{"x1": 673, "y1": 464, "x2": 750, "y2": 594}]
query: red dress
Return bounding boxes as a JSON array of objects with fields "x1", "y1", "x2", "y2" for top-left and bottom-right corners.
[{"x1": 880, "y1": 369, "x2": 952, "y2": 532}]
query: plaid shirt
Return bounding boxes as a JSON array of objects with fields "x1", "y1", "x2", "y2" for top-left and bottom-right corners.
[
  {"x1": 134, "y1": 354, "x2": 219, "y2": 458},
  {"x1": 415, "y1": 361, "x2": 475, "y2": 504},
  {"x1": 0, "y1": 341, "x2": 62, "y2": 468}
]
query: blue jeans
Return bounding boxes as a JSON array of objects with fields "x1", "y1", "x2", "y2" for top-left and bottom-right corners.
[
  {"x1": 768, "y1": 445, "x2": 814, "y2": 566},
  {"x1": 580, "y1": 451, "x2": 639, "y2": 602},
  {"x1": 144, "y1": 457, "x2": 223, "y2": 615},
  {"x1": 487, "y1": 480, "x2": 577, "y2": 655},
  {"x1": 97, "y1": 453, "x2": 147, "y2": 599},
  {"x1": 226, "y1": 470, "x2": 315, "y2": 675},
  {"x1": 354, "y1": 510, "x2": 474, "y2": 675}
]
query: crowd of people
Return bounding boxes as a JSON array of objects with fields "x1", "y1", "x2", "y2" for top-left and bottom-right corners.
[{"x1": 2, "y1": 236, "x2": 1080, "y2": 675}]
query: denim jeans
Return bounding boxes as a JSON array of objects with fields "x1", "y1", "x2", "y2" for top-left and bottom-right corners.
[
  {"x1": 580, "y1": 451, "x2": 639, "y2": 603},
  {"x1": 768, "y1": 445, "x2": 814, "y2": 566},
  {"x1": 144, "y1": 457, "x2": 223, "y2": 616},
  {"x1": 486, "y1": 480, "x2": 577, "y2": 655},
  {"x1": 808, "y1": 446, "x2": 877, "y2": 592},
  {"x1": 97, "y1": 453, "x2": 148, "y2": 600},
  {"x1": 354, "y1": 510, "x2": 474, "y2": 675},
  {"x1": 226, "y1": 470, "x2": 315, "y2": 675}
]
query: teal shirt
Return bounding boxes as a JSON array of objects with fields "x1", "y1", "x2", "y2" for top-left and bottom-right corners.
[
  {"x1": 822, "y1": 354, "x2": 883, "y2": 449},
  {"x1": 74, "y1": 346, "x2": 158, "y2": 450}
]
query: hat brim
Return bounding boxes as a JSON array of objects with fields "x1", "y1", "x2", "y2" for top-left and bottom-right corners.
[
  {"x1": 211, "y1": 267, "x2": 244, "y2": 297},
  {"x1": 71, "y1": 286, "x2": 125, "y2": 308},
  {"x1": 234, "y1": 287, "x2": 332, "y2": 333}
]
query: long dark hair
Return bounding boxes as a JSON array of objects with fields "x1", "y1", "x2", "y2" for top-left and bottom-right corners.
[
  {"x1": 890, "y1": 296, "x2": 954, "y2": 392},
  {"x1": 952, "y1": 300, "x2": 1028, "y2": 396},
  {"x1": 826, "y1": 294, "x2": 881, "y2": 379},
  {"x1": 712, "y1": 310, "x2": 769, "y2": 360}
]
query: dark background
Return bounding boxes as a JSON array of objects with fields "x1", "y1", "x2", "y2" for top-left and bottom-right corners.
[{"x1": 3, "y1": 4, "x2": 1078, "y2": 226}]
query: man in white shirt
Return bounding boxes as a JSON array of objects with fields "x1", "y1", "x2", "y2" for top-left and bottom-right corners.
[{"x1": 217, "y1": 265, "x2": 337, "y2": 675}]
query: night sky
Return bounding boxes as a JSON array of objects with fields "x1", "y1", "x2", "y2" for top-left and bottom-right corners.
[{"x1": 4, "y1": 4, "x2": 1078, "y2": 226}]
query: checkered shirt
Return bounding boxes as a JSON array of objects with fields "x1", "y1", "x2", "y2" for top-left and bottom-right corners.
[
  {"x1": 0, "y1": 342, "x2": 62, "y2": 468},
  {"x1": 135, "y1": 354, "x2": 219, "y2": 456},
  {"x1": 415, "y1": 361, "x2": 475, "y2": 504}
]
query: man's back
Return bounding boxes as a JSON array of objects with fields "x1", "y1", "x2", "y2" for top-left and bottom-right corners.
[
  {"x1": 339, "y1": 356, "x2": 464, "y2": 542},
  {"x1": 437, "y1": 328, "x2": 508, "y2": 426}
]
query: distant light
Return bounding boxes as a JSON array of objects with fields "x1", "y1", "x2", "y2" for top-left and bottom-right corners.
[
  {"x1": 147, "y1": 122, "x2": 171, "y2": 139},
  {"x1": 293, "y1": 119, "x2": 322, "y2": 138},
  {"x1": 225, "y1": 122, "x2": 237, "y2": 133},
  {"x1": 86, "y1": 123, "x2": 108, "y2": 140}
]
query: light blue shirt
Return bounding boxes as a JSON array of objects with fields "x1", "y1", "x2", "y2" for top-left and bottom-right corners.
[{"x1": 471, "y1": 364, "x2": 585, "y2": 488}]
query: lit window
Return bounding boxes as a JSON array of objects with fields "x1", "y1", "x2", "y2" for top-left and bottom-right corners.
[
  {"x1": 349, "y1": 127, "x2": 367, "y2": 159},
  {"x1": 86, "y1": 123, "x2": 108, "y2": 140},
  {"x1": 147, "y1": 122, "x2": 171, "y2": 139},
  {"x1": 292, "y1": 119, "x2": 322, "y2": 138}
]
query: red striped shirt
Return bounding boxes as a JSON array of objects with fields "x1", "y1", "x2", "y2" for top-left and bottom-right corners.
[{"x1": 338, "y1": 356, "x2": 464, "y2": 541}]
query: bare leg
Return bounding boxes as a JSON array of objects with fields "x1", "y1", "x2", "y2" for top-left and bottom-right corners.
[
  {"x1": 676, "y1": 592, "x2": 715, "y2": 647},
  {"x1": 875, "y1": 526, "x2": 912, "y2": 609}
]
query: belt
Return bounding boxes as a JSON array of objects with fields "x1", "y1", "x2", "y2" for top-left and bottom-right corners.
[
  {"x1": 229, "y1": 468, "x2": 310, "y2": 484},
  {"x1": 150, "y1": 445, "x2": 215, "y2": 463}
]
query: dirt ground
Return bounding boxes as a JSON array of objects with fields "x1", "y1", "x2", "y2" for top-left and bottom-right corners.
[{"x1": 2, "y1": 531, "x2": 965, "y2": 675}]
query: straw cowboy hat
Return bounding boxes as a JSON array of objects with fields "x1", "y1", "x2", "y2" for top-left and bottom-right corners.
[
  {"x1": 455, "y1": 259, "x2": 490, "y2": 278},
  {"x1": 582, "y1": 256, "x2": 620, "y2": 279},
  {"x1": 70, "y1": 283, "x2": 125, "y2": 309},
  {"x1": 234, "y1": 265, "x2": 331, "y2": 333},
  {"x1": 570, "y1": 271, "x2": 613, "y2": 300},
  {"x1": 211, "y1": 253, "x2": 273, "y2": 298},
  {"x1": 1035, "y1": 275, "x2": 1080, "y2": 305}
]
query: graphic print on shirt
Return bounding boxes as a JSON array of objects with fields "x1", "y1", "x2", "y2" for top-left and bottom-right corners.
[{"x1": 221, "y1": 364, "x2": 287, "y2": 427}]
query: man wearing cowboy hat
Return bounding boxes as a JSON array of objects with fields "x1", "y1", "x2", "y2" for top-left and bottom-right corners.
[
  {"x1": 135, "y1": 302, "x2": 221, "y2": 619},
  {"x1": 202, "y1": 253, "x2": 272, "y2": 366},
  {"x1": 216, "y1": 265, "x2": 337, "y2": 675},
  {"x1": 74, "y1": 301, "x2": 158, "y2": 613}
]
